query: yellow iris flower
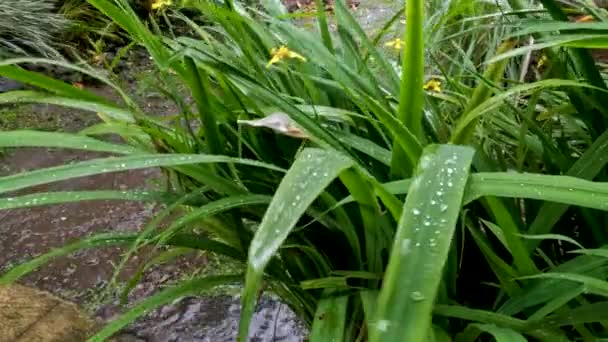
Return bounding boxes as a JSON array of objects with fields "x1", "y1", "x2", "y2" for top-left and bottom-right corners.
[
  {"x1": 423, "y1": 79, "x2": 442, "y2": 93},
  {"x1": 267, "y1": 46, "x2": 307, "y2": 68},
  {"x1": 384, "y1": 38, "x2": 404, "y2": 50},
  {"x1": 151, "y1": 0, "x2": 172, "y2": 10}
]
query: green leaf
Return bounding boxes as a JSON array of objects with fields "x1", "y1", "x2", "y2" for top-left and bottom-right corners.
[
  {"x1": 391, "y1": 0, "x2": 425, "y2": 177},
  {"x1": 0, "y1": 153, "x2": 284, "y2": 194},
  {"x1": 570, "y1": 248, "x2": 608, "y2": 258},
  {"x1": 0, "y1": 233, "x2": 132, "y2": 283},
  {"x1": 526, "y1": 302, "x2": 608, "y2": 330},
  {"x1": 371, "y1": 145, "x2": 475, "y2": 342},
  {"x1": 526, "y1": 129, "x2": 608, "y2": 250},
  {"x1": 239, "y1": 148, "x2": 354, "y2": 341},
  {"x1": 0, "y1": 130, "x2": 140, "y2": 154},
  {"x1": 259, "y1": 0, "x2": 287, "y2": 16},
  {"x1": 88, "y1": 275, "x2": 242, "y2": 342},
  {"x1": 434, "y1": 305, "x2": 566, "y2": 341},
  {"x1": 465, "y1": 172, "x2": 608, "y2": 211},
  {"x1": 515, "y1": 233, "x2": 584, "y2": 250},
  {"x1": 0, "y1": 90, "x2": 135, "y2": 122},
  {"x1": 519, "y1": 273, "x2": 608, "y2": 296},
  {"x1": 309, "y1": 290, "x2": 349, "y2": 342},
  {"x1": 0, "y1": 190, "x2": 175, "y2": 210},
  {"x1": 0, "y1": 65, "x2": 114, "y2": 105},
  {"x1": 456, "y1": 323, "x2": 527, "y2": 342},
  {"x1": 451, "y1": 39, "x2": 516, "y2": 145}
]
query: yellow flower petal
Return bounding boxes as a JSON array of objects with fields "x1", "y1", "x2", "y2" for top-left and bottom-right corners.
[
  {"x1": 151, "y1": 0, "x2": 172, "y2": 10},
  {"x1": 267, "y1": 46, "x2": 307, "y2": 67},
  {"x1": 286, "y1": 50, "x2": 307, "y2": 62},
  {"x1": 537, "y1": 54, "x2": 548, "y2": 69},
  {"x1": 384, "y1": 38, "x2": 404, "y2": 50},
  {"x1": 423, "y1": 79, "x2": 442, "y2": 93}
]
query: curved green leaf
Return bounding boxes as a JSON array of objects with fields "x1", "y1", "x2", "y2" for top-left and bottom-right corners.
[
  {"x1": 465, "y1": 172, "x2": 608, "y2": 211},
  {"x1": 0, "y1": 153, "x2": 284, "y2": 194},
  {"x1": 371, "y1": 145, "x2": 475, "y2": 342},
  {"x1": 0, "y1": 190, "x2": 176, "y2": 210},
  {"x1": 0, "y1": 130, "x2": 140, "y2": 154},
  {"x1": 239, "y1": 148, "x2": 354, "y2": 341}
]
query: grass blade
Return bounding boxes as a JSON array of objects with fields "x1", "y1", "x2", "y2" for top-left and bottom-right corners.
[
  {"x1": 0, "y1": 154, "x2": 284, "y2": 194},
  {"x1": 0, "y1": 190, "x2": 175, "y2": 210},
  {"x1": 239, "y1": 148, "x2": 354, "y2": 341},
  {"x1": 0, "y1": 130, "x2": 140, "y2": 154},
  {"x1": 371, "y1": 144, "x2": 475, "y2": 342},
  {"x1": 391, "y1": 0, "x2": 425, "y2": 177},
  {"x1": 465, "y1": 172, "x2": 608, "y2": 211},
  {"x1": 457, "y1": 323, "x2": 527, "y2": 342}
]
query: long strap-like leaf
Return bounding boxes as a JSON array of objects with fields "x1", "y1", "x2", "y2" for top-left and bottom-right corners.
[{"x1": 371, "y1": 144, "x2": 475, "y2": 342}]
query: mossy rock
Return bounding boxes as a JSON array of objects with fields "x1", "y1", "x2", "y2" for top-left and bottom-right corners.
[{"x1": 0, "y1": 283, "x2": 96, "y2": 342}]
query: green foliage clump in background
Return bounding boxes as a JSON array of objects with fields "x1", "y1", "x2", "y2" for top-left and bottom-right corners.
[
  {"x1": 2, "y1": 0, "x2": 608, "y2": 341},
  {"x1": 0, "y1": 0, "x2": 67, "y2": 58}
]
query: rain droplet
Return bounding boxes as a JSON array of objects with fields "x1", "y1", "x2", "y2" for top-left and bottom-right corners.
[
  {"x1": 415, "y1": 242, "x2": 421, "y2": 247},
  {"x1": 295, "y1": 195, "x2": 301, "y2": 201},
  {"x1": 434, "y1": 230, "x2": 440, "y2": 234},
  {"x1": 446, "y1": 168, "x2": 454, "y2": 174},
  {"x1": 412, "y1": 208, "x2": 420, "y2": 215},
  {"x1": 312, "y1": 172, "x2": 318, "y2": 177},
  {"x1": 430, "y1": 200, "x2": 437, "y2": 205},
  {"x1": 60, "y1": 217, "x2": 67, "y2": 221},
  {"x1": 447, "y1": 182, "x2": 453, "y2": 187},
  {"x1": 323, "y1": 172, "x2": 329, "y2": 177},
  {"x1": 410, "y1": 291, "x2": 425, "y2": 301},
  {"x1": 423, "y1": 221, "x2": 431, "y2": 226},
  {"x1": 376, "y1": 320, "x2": 390, "y2": 332},
  {"x1": 440, "y1": 204, "x2": 448, "y2": 212},
  {"x1": 436, "y1": 191, "x2": 443, "y2": 196},
  {"x1": 401, "y1": 239, "x2": 411, "y2": 255}
]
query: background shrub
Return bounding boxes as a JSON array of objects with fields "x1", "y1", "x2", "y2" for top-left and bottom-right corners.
[{"x1": 0, "y1": 0, "x2": 67, "y2": 58}]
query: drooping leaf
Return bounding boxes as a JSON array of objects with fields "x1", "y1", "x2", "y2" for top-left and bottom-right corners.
[
  {"x1": 0, "y1": 154, "x2": 284, "y2": 194},
  {"x1": 239, "y1": 148, "x2": 354, "y2": 341}
]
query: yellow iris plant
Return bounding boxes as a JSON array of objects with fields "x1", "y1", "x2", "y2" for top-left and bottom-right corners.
[{"x1": 267, "y1": 46, "x2": 307, "y2": 68}]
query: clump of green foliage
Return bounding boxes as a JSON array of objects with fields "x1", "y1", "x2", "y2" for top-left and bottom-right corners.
[{"x1": 2, "y1": 0, "x2": 608, "y2": 341}]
